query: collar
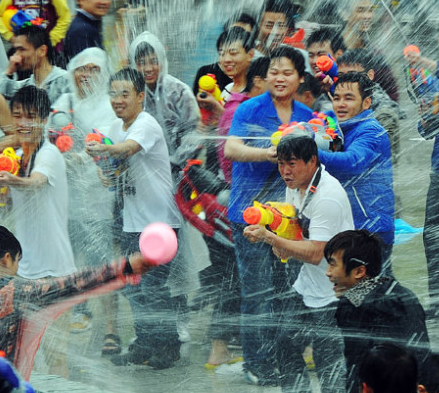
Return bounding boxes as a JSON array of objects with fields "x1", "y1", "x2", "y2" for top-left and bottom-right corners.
[
  {"x1": 342, "y1": 276, "x2": 387, "y2": 307},
  {"x1": 338, "y1": 109, "x2": 374, "y2": 132},
  {"x1": 77, "y1": 9, "x2": 100, "y2": 21}
]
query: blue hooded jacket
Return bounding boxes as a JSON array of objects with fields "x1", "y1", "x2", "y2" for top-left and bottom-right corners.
[{"x1": 319, "y1": 109, "x2": 395, "y2": 244}]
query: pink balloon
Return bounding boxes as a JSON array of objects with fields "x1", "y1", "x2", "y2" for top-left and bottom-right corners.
[{"x1": 139, "y1": 222, "x2": 178, "y2": 265}]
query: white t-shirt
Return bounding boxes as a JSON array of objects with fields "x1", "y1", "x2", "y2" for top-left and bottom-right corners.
[
  {"x1": 12, "y1": 141, "x2": 77, "y2": 279},
  {"x1": 287, "y1": 166, "x2": 354, "y2": 308},
  {"x1": 108, "y1": 111, "x2": 181, "y2": 232}
]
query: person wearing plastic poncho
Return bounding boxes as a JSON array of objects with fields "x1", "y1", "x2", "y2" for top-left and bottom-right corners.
[
  {"x1": 48, "y1": 47, "x2": 121, "y2": 355},
  {"x1": 127, "y1": 32, "x2": 209, "y2": 344}
]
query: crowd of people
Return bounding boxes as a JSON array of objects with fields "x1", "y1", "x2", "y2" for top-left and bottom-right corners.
[{"x1": 0, "y1": 0, "x2": 439, "y2": 392}]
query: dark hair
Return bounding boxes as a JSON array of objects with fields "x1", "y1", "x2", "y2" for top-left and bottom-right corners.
[
  {"x1": 14, "y1": 25, "x2": 54, "y2": 64},
  {"x1": 244, "y1": 56, "x2": 270, "y2": 93},
  {"x1": 216, "y1": 26, "x2": 255, "y2": 53},
  {"x1": 10, "y1": 85, "x2": 51, "y2": 119},
  {"x1": 337, "y1": 49, "x2": 374, "y2": 72},
  {"x1": 305, "y1": 27, "x2": 346, "y2": 55},
  {"x1": 270, "y1": 46, "x2": 306, "y2": 77},
  {"x1": 359, "y1": 344, "x2": 418, "y2": 393},
  {"x1": 277, "y1": 134, "x2": 319, "y2": 164},
  {"x1": 0, "y1": 226, "x2": 22, "y2": 261},
  {"x1": 109, "y1": 68, "x2": 145, "y2": 94},
  {"x1": 259, "y1": 0, "x2": 295, "y2": 32},
  {"x1": 224, "y1": 12, "x2": 257, "y2": 32},
  {"x1": 134, "y1": 42, "x2": 155, "y2": 64},
  {"x1": 334, "y1": 72, "x2": 375, "y2": 101},
  {"x1": 324, "y1": 229, "x2": 382, "y2": 276},
  {"x1": 296, "y1": 72, "x2": 322, "y2": 97}
]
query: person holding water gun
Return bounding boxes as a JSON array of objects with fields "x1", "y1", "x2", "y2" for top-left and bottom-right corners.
[{"x1": 244, "y1": 133, "x2": 353, "y2": 393}]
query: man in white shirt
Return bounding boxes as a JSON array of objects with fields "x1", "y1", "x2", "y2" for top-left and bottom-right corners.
[
  {"x1": 244, "y1": 134, "x2": 354, "y2": 392},
  {"x1": 86, "y1": 68, "x2": 181, "y2": 370}
]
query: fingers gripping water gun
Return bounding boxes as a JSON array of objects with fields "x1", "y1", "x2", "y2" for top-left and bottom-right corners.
[
  {"x1": 85, "y1": 129, "x2": 120, "y2": 189},
  {"x1": 0, "y1": 147, "x2": 20, "y2": 207},
  {"x1": 2, "y1": 6, "x2": 44, "y2": 33},
  {"x1": 243, "y1": 201, "x2": 302, "y2": 263},
  {"x1": 316, "y1": 54, "x2": 338, "y2": 94},
  {"x1": 198, "y1": 74, "x2": 225, "y2": 125},
  {"x1": 48, "y1": 110, "x2": 75, "y2": 153},
  {"x1": 271, "y1": 115, "x2": 343, "y2": 152}
]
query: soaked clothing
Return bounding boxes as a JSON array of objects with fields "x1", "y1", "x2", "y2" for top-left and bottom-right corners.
[
  {"x1": 0, "y1": 259, "x2": 132, "y2": 365},
  {"x1": 336, "y1": 277, "x2": 431, "y2": 393}
]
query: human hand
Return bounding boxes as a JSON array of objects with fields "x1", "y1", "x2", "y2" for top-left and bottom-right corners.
[
  {"x1": 315, "y1": 71, "x2": 334, "y2": 94},
  {"x1": 243, "y1": 224, "x2": 271, "y2": 243},
  {"x1": 128, "y1": 252, "x2": 152, "y2": 275},
  {"x1": 266, "y1": 145, "x2": 278, "y2": 163},
  {"x1": 6, "y1": 54, "x2": 22, "y2": 75}
]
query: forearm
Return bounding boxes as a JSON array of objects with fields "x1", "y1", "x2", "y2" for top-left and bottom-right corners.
[
  {"x1": 3, "y1": 173, "x2": 46, "y2": 190},
  {"x1": 265, "y1": 231, "x2": 324, "y2": 265},
  {"x1": 224, "y1": 138, "x2": 273, "y2": 162}
]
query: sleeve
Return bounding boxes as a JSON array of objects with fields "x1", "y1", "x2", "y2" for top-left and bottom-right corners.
[
  {"x1": 0, "y1": 0, "x2": 13, "y2": 42},
  {"x1": 17, "y1": 260, "x2": 130, "y2": 307},
  {"x1": 228, "y1": 102, "x2": 250, "y2": 138},
  {"x1": 32, "y1": 145, "x2": 63, "y2": 186},
  {"x1": 125, "y1": 115, "x2": 161, "y2": 155},
  {"x1": 49, "y1": 0, "x2": 71, "y2": 46},
  {"x1": 318, "y1": 128, "x2": 382, "y2": 175},
  {"x1": 0, "y1": 73, "x2": 26, "y2": 100}
]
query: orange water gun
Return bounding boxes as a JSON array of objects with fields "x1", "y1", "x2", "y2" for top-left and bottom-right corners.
[
  {"x1": 243, "y1": 201, "x2": 302, "y2": 262},
  {"x1": 0, "y1": 147, "x2": 20, "y2": 206}
]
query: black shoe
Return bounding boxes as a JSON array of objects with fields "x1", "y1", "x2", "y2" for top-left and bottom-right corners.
[
  {"x1": 111, "y1": 346, "x2": 151, "y2": 366},
  {"x1": 147, "y1": 346, "x2": 180, "y2": 370}
]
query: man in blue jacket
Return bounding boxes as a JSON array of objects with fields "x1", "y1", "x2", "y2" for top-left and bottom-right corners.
[{"x1": 319, "y1": 72, "x2": 395, "y2": 275}]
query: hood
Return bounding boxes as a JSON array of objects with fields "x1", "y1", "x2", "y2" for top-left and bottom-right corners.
[
  {"x1": 129, "y1": 31, "x2": 168, "y2": 91},
  {"x1": 67, "y1": 47, "x2": 111, "y2": 99}
]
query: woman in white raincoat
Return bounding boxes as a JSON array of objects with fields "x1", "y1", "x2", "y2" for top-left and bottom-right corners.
[{"x1": 48, "y1": 47, "x2": 122, "y2": 356}]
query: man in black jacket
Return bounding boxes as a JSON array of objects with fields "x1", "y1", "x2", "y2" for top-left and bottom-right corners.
[
  {"x1": 324, "y1": 229, "x2": 433, "y2": 393},
  {"x1": 63, "y1": 0, "x2": 110, "y2": 61}
]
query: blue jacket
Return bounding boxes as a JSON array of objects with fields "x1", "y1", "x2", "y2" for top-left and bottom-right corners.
[
  {"x1": 228, "y1": 92, "x2": 313, "y2": 223},
  {"x1": 319, "y1": 110, "x2": 395, "y2": 244}
]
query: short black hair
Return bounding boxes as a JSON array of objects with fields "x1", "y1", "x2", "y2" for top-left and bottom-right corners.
[
  {"x1": 259, "y1": 0, "x2": 295, "y2": 32},
  {"x1": 324, "y1": 229, "x2": 382, "y2": 277},
  {"x1": 244, "y1": 56, "x2": 270, "y2": 93},
  {"x1": 0, "y1": 226, "x2": 22, "y2": 261},
  {"x1": 14, "y1": 25, "x2": 54, "y2": 64},
  {"x1": 277, "y1": 134, "x2": 319, "y2": 164},
  {"x1": 337, "y1": 49, "x2": 374, "y2": 72},
  {"x1": 216, "y1": 26, "x2": 255, "y2": 53},
  {"x1": 270, "y1": 46, "x2": 306, "y2": 77},
  {"x1": 10, "y1": 86, "x2": 51, "y2": 119},
  {"x1": 334, "y1": 72, "x2": 375, "y2": 101},
  {"x1": 305, "y1": 27, "x2": 346, "y2": 55},
  {"x1": 134, "y1": 42, "x2": 156, "y2": 65},
  {"x1": 223, "y1": 12, "x2": 257, "y2": 32},
  {"x1": 296, "y1": 72, "x2": 322, "y2": 97},
  {"x1": 109, "y1": 68, "x2": 145, "y2": 94},
  {"x1": 359, "y1": 344, "x2": 418, "y2": 393}
]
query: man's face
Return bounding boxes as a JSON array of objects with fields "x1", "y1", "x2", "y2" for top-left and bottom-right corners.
[
  {"x1": 307, "y1": 40, "x2": 333, "y2": 75},
  {"x1": 136, "y1": 54, "x2": 160, "y2": 90},
  {"x1": 13, "y1": 35, "x2": 39, "y2": 71},
  {"x1": 258, "y1": 12, "x2": 288, "y2": 51},
  {"x1": 219, "y1": 40, "x2": 253, "y2": 80},
  {"x1": 109, "y1": 80, "x2": 143, "y2": 122},
  {"x1": 74, "y1": 62, "x2": 101, "y2": 97},
  {"x1": 326, "y1": 249, "x2": 358, "y2": 297},
  {"x1": 266, "y1": 57, "x2": 304, "y2": 101},
  {"x1": 333, "y1": 82, "x2": 370, "y2": 121},
  {"x1": 78, "y1": 0, "x2": 111, "y2": 18},
  {"x1": 349, "y1": 0, "x2": 374, "y2": 33},
  {"x1": 12, "y1": 103, "x2": 45, "y2": 144},
  {"x1": 278, "y1": 154, "x2": 317, "y2": 191}
]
